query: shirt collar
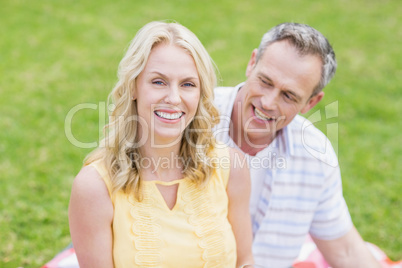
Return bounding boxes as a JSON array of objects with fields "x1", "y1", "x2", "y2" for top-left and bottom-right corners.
[{"x1": 276, "y1": 123, "x2": 295, "y2": 157}]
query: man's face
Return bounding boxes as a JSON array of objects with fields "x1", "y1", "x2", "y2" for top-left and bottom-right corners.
[{"x1": 235, "y1": 40, "x2": 324, "y2": 145}]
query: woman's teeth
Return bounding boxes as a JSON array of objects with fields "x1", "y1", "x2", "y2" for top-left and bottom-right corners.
[{"x1": 155, "y1": 111, "x2": 183, "y2": 120}]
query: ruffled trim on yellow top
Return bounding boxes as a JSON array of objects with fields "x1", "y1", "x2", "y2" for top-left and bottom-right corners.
[
  {"x1": 183, "y1": 181, "x2": 227, "y2": 267},
  {"x1": 89, "y1": 145, "x2": 233, "y2": 267},
  {"x1": 128, "y1": 185, "x2": 164, "y2": 266}
]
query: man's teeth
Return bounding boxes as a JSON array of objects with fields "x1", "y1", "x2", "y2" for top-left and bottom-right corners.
[
  {"x1": 254, "y1": 107, "x2": 273, "y2": 121},
  {"x1": 155, "y1": 111, "x2": 183, "y2": 120}
]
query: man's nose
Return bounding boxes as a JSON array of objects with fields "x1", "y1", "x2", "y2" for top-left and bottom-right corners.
[{"x1": 261, "y1": 90, "x2": 279, "y2": 110}]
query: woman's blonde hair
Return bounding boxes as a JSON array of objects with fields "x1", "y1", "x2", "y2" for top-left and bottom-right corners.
[{"x1": 85, "y1": 21, "x2": 220, "y2": 199}]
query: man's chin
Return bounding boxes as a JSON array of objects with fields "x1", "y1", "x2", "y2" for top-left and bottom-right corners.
[
  {"x1": 244, "y1": 128, "x2": 276, "y2": 142},
  {"x1": 246, "y1": 119, "x2": 280, "y2": 133}
]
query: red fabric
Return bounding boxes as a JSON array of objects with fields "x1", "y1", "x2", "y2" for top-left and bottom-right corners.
[
  {"x1": 43, "y1": 238, "x2": 402, "y2": 268},
  {"x1": 42, "y1": 247, "x2": 77, "y2": 268},
  {"x1": 292, "y1": 235, "x2": 402, "y2": 268}
]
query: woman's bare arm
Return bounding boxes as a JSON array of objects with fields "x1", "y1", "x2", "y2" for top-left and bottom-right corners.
[
  {"x1": 227, "y1": 147, "x2": 254, "y2": 267},
  {"x1": 68, "y1": 165, "x2": 114, "y2": 268}
]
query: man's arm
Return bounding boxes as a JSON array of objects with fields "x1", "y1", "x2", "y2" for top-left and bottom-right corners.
[{"x1": 312, "y1": 226, "x2": 381, "y2": 268}]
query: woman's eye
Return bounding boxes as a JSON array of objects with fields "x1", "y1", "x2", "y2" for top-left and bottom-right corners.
[
  {"x1": 183, "y1": 82, "x2": 195, "y2": 87},
  {"x1": 153, "y1": 80, "x2": 164, "y2": 85}
]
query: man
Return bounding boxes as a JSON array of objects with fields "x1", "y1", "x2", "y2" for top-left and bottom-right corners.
[{"x1": 213, "y1": 23, "x2": 381, "y2": 267}]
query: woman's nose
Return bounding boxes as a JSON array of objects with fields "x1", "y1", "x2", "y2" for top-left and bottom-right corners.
[{"x1": 165, "y1": 86, "x2": 181, "y2": 105}]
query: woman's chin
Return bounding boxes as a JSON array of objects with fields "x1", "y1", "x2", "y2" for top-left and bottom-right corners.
[{"x1": 151, "y1": 130, "x2": 184, "y2": 147}]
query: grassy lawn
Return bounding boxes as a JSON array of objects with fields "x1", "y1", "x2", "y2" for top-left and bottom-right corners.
[{"x1": 1, "y1": 0, "x2": 400, "y2": 266}]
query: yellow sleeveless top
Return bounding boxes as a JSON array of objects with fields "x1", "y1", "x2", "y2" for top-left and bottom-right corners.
[{"x1": 89, "y1": 146, "x2": 237, "y2": 267}]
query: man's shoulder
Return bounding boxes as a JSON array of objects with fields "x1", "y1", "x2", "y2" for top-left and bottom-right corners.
[
  {"x1": 214, "y1": 85, "x2": 238, "y2": 99},
  {"x1": 289, "y1": 114, "x2": 327, "y2": 141},
  {"x1": 287, "y1": 115, "x2": 339, "y2": 168},
  {"x1": 213, "y1": 84, "x2": 241, "y2": 116}
]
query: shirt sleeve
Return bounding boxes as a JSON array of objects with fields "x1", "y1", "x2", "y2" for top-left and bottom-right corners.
[{"x1": 309, "y1": 144, "x2": 353, "y2": 240}]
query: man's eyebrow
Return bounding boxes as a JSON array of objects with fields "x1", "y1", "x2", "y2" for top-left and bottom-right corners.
[
  {"x1": 258, "y1": 72, "x2": 302, "y2": 101},
  {"x1": 285, "y1": 90, "x2": 302, "y2": 102},
  {"x1": 258, "y1": 72, "x2": 274, "y2": 84}
]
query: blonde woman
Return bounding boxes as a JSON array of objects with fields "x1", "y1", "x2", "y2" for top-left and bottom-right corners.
[{"x1": 68, "y1": 21, "x2": 253, "y2": 267}]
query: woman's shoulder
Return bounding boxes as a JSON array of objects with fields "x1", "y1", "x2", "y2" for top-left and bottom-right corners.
[
  {"x1": 210, "y1": 143, "x2": 248, "y2": 187},
  {"x1": 72, "y1": 160, "x2": 112, "y2": 199},
  {"x1": 225, "y1": 146, "x2": 250, "y2": 203},
  {"x1": 212, "y1": 142, "x2": 246, "y2": 167},
  {"x1": 73, "y1": 165, "x2": 106, "y2": 194}
]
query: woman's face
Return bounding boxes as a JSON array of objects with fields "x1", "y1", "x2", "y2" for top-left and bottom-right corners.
[{"x1": 135, "y1": 43, "x2": 201, "y2": 146}]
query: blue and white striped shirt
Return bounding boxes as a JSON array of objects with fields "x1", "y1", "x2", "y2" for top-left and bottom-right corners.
[{"x1": 214, "y1": 84, "x2": 353, "y2": 268}]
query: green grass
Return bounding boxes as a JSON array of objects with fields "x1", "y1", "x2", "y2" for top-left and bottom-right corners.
[{"x1": 1, "y1": 0, "x2": 401, "y2": 266}]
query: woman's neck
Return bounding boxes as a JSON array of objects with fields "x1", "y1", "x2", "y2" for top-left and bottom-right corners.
[{"x1": 138, "y1": 140, "x2": 184, "y2": 181}]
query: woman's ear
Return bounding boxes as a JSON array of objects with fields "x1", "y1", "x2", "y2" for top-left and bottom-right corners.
[
  {"x1": 131, "y1": 89, "x2": 137, "y2": 101},
  {"x1": 131, "y1": 79, "x2": 138, "y2": 101}
]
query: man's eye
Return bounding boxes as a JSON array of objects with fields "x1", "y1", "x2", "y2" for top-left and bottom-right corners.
[
  {"x1": 283, "y1": 92, "x2": 295, "y2": 101},
  {"x1": 260, "y1": 78, "x2": 272, "y2": 87}
]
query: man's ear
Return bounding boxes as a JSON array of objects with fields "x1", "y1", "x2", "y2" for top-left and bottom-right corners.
[
  {"x1": 301, "y1": 91, "x2": 325, "y2": 114},
  {"x1": 246, "y1": 49, "x2": 258, "y2": 77}
]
